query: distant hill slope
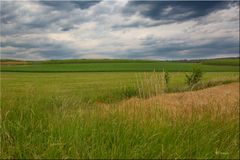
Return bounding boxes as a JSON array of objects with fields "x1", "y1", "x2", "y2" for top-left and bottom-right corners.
[{"x1": 201, "y1": 57, "x2": 239, "y2": 66}]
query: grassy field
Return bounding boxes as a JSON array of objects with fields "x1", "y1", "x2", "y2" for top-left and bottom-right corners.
[
  {"x1": 1, "y1": 59, "x2": 239, "y2": 159},
  {"x1": 1, "y1": 72, "x2": 239, "y2": 158},
  {"x1": 202, "y1": 58, "x2": 239, "y2": 66},
  {"x1": 1, "y1": 72, "x2": 239, "y2": 103},
  {"x1": 1, "y1": 60, "x2": 239, "y2": 72}
]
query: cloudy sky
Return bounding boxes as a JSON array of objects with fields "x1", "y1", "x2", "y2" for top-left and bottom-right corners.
[{"x1": 1, "y1": 0, "x2": 239, "y2": 60}]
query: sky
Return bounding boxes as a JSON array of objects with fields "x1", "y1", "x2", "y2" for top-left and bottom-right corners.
[{"x1": 0, "y1": 0, "x2": 239, "y2": 60}]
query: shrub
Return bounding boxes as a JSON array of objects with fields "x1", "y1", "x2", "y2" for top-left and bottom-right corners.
[
  {"x1": 121, "y1": 86, "x2": 138, "y2": 99},
  {"x1": 164, "y1": 71, "x2": 170, "y2": 87},
  {"x1": 185, "y1": 68, "x2": 203, "y2": 88}
]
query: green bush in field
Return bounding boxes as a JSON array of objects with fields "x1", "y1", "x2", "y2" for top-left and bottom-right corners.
[
  {"x1": 164, "y1": 71, "x2": 170, "y2": 87},
  {"x1": 121, "y1": 86, "x2": 138, "y2": 99},
  {"x1": 185, "y1": 68, "x2": 203, "y2": 87}
]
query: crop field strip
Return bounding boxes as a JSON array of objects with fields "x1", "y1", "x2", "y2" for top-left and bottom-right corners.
[
  {"x1": 1, "y1": 62, "x2": 239, "y2": 72},
  {"x1": 202, "y1": 58, "x2": 239, "y2": 66}
]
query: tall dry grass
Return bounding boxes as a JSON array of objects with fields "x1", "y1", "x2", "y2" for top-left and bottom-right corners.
[
  {"x1": 157, "y1": 82, "x2": 238, "y2": 120},
  {"x1": 99, "y1": 83, "x2": 239, "y2": 124},
  {"x1": 135, "y1": 71, "x2": 166, "y2": 98}
]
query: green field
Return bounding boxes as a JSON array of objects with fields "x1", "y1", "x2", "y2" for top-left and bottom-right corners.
[
  {"x1": 1, "y1": 61, "x2": 239, "y2": 72},
  {"x1": 1, "y1": 59, "x2": 239, "y2": 159},
  {"x1": 202, "y1": 58, "x2": 239, "y2": 66},
  {"x1": 1, "y1": 72, "x2": 239, "y2": 103}
]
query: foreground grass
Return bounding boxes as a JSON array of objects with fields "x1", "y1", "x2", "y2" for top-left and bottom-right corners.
[
  {"x1": 1, "y1": 82, "x2": 239, "y2": 159},
  {"x1": 1, "y1": 71, "x2": 240, "y2": 159}
]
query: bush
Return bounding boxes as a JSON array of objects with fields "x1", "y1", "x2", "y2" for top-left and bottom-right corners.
[
  {"x1": 185, "y1": 68, "x2": 203, "y2": 88},
  {"x1": 121, "y1": 86, "x2": 138, "y2": 99},
  {"x1": 164, "y1": 71, "x2": 170, "y2": 87}
]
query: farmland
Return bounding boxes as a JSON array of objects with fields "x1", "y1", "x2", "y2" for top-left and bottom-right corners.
[
  {"x1": 1, "y1": 59, "x2": 239, "y2": 72},
  {"x1": 202, "y1": 57, "x2": 239, "y2": 66},
  {"x1": 1, "y1": 63, "x2": 239, "y2": 72},
  {"x1": 1, "y1": 59, "x2": 239, "y2": 159},
  {"x1": 1, "y1": 72, "x2": 239, "y2": 103}
]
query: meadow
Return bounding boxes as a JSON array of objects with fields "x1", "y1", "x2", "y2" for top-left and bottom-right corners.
[
  {"x1": 202, "y1": 57, "x2": 239, "y2": 66},
  {"x1": 1, "y1": 59, "x2": 239, "y2": 159},
  {"x1": 1, "y1": 72, "x2": 239, "y2": 103},
  {"x1": 1, "y1": 59, "x2": 239, "y2": 72}
]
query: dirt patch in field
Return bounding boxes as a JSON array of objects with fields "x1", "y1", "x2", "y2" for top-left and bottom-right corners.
[{"x1": 0, "y1": 61, "x2": 29, "y2": 65}]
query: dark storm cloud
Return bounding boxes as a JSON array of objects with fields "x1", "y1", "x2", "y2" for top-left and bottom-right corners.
[
  {"x1": 0, "y1": 1, "x2": 94, "y2": 35},
  {"x1": 0, "y1": 2, "x2": 18, "y2": 24},
  {"x1": 0, "y1": 10, "x2": 16, "y2": 24},
  {"x1": 1, "y1": 40, "x2": 58, "y2": 50},
  {"x1": 1, "y1": 39, "x2": 78, "y2": 60},
  {"x1": 124, "y1": 1, "x2": 231, "y2": 21},
  {"x1": 40, "y1": 1, "x2": 101, "y2": 10},
  {"x1": 126, "y1": 39, "x2": 240, "y2": 60},
  {"x1": 35, "y1": 48, "x2": 78, "y2": 59}
]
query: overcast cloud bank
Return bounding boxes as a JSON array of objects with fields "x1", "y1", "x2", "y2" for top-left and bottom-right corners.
[{"x1": 0, "y1": 1, "x2": 239, "y2": 60}]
